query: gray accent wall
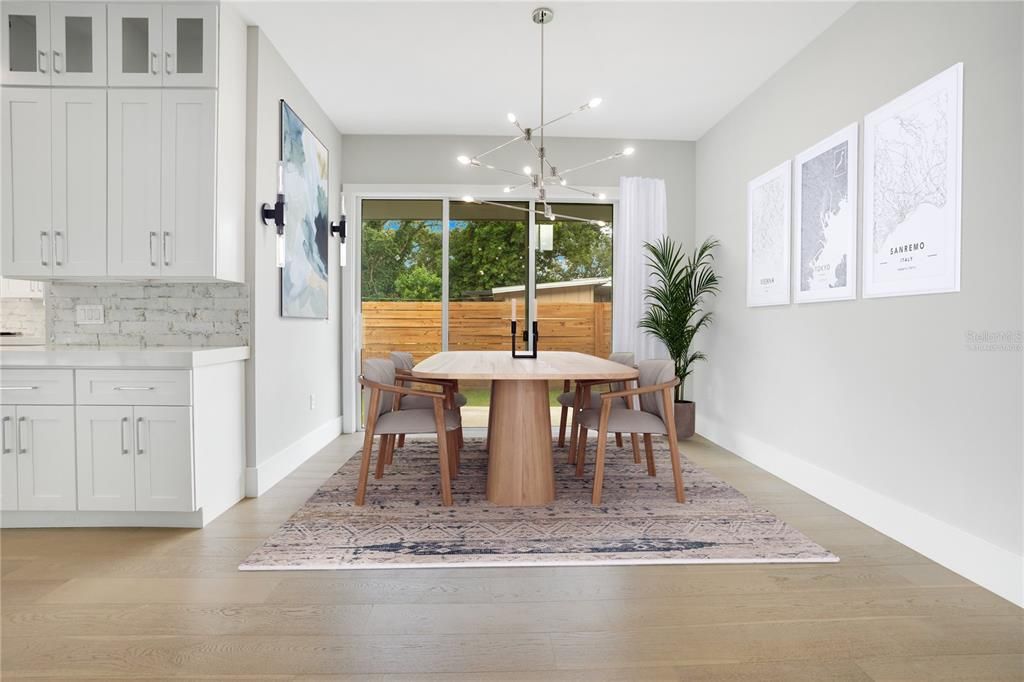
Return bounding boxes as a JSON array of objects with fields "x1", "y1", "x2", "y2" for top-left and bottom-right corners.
[
  {"x1": 341, "y1": 135, "x2": 696, "y2": 248},
  {"x1": 245, "y1": 27, "x2": 344, "y2": 469},
  {"x1": 694, "y1": 1, "x2": 1022, "y2": 563}
]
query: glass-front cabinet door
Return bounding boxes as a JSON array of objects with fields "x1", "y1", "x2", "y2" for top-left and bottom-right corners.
[
  {"x1": 2, "y1": 2, "x2": 51, "y2": 85},
  {"x1": 50, "y1": 3, "x2": 106, "y2": 86},
  {"x1": 162, "y1": 4, "x2": 217, "y2": 87},
  {"x1": 108, "y1": 3, "x2": 162, "y2": 86}
]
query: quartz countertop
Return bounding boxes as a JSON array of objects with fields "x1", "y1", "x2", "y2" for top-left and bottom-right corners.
[{"x1": 0, "y1": 345, "x2": 250, "y2": 369}]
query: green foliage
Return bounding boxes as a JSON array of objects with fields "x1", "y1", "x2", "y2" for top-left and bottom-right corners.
[
  {"x1": 639, "y1": 236, "x2": 720, "y2": 402},
  {"x1": 362, "y1": 217, "x2": 612, "y2": 301},
  {"x1": 394, "y1": 266, "x2": 442, "y2": 301}
]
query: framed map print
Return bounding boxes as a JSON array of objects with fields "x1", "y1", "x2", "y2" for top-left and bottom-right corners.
[
  {"x1": 794, "y1": 123, "x2": 858, "y2": 303},
  {"x1": 747, "y1": 160, "x2": 792, "y2": 307},
  {"x1": 862, "y1": 63, "x2": 963, "y2": 298}
]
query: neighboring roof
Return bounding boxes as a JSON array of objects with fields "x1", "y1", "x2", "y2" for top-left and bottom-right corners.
[{"x1": 491, "y1": 277, "x2": 612, "y2": 295}]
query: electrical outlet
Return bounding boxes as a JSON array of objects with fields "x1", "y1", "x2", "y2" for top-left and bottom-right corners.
[
  {"x1": 75, "y1": 304, "x2": 104, "y2": 325},
  {"x1": 309, "y1": 394, "x2": 316, "y2": 410}
]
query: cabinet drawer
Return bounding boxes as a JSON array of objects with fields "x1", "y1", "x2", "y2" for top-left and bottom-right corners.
[
  {"x1": 76, "y1": 370, "x2": 192, "y2": 406},
  {"x1": 0, "y1": 370, "x2": 74, "y2": 405}
]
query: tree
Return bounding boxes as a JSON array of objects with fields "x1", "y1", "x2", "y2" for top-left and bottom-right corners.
[{"x1": 394, "y1": 266, "x2": 442, "y2": 301}]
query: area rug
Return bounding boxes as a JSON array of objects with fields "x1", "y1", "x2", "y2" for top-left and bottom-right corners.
[{"x1": 240, "y1": 438, "x2": 837, "y2": 570}]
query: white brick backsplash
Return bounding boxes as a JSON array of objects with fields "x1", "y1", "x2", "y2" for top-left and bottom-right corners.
[
  {"x1": 0, "y1": 298, "x2": 45, "y2": 337},
  {"x1": 47, "y1": 282, "x2": 249, "y2": 348}
]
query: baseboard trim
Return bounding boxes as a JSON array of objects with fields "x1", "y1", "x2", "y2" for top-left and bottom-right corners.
[
  {"x1": 697, "y1": 415, "x2": 1024, "y2": 607},
  {"x1": 245, "y1": 416, "x2": 343, "y2": 497},
  {"x1": 1, "y1": 509, "x2": 205, "y2": 529}
]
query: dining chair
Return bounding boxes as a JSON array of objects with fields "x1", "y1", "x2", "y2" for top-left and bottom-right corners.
[
  {"x1": 573, "y1": 359, "x2": 685, "y2": 505},
  {"x1": 390, "y1": 351, "x2": 466, "y2": 451},
  {"x1": 357, "y1": 358, "x2": 462, "y2": 506},
  {"x1": 558, "y1": 352, "x2": 640, "y2": 465}
]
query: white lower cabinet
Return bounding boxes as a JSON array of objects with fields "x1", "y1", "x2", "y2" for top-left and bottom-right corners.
[
  {"x1": 134, "y1": 406, "x2": 194, "y2": 512},
  {"x1": 76, "y1": 405, "x2": 136, "y2": 511},
  {"x1": 1, "y1": 405, "x2": 77, "y2": 511},
  {"x1": 77, "y1": 404, "x2": 193, "y2": 513}
]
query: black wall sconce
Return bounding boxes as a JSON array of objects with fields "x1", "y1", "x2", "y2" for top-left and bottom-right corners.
[
  {"x1": 329, "y1": 192, "x2": 347, "y2": 268},
  {"x1": 261, "y1": 161, "x2": 286, "y2": 267}
]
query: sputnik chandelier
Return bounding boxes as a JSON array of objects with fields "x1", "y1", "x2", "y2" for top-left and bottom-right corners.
[{"x1": 455, "y1": 7, "x2": 634, "y2": 226}]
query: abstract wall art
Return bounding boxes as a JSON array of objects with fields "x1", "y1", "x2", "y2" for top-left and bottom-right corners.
[{"x1": 280, "y1": 100, "x2": 329, "y2": 318}]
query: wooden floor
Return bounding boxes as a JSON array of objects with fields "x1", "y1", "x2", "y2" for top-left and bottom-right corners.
[{"x1": 2, "y1": 433, "x2": 1021, "y2": 680}]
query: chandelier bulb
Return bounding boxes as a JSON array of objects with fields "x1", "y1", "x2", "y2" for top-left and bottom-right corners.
[
  {"x1": 503, "y1": 186, "x2": 512, "y2": 193},
  {"x1": 598, "y1": 192, "x2": 607, "y2": 201},
  {"x1": 457, "y1": 155, "x2": 471, "y2": 165},
  {"x1": 507, "y1": 113, "x2": 517, "y2": 123},
  {"x1": 560, "y1": 178, "x2": 567, "y2": 186},
  {"x1": 588, "y1": 97, "x2": 603, "y2": 109},
  {"x1": 522, "y1": 165, "x2": 533, "y2": 176},
  {"x1": 461, "y1": 195, "x2": 475, "y2": 203},
  {"x1": 623, "y1": 146, "x2": 635, "y2": 156}
]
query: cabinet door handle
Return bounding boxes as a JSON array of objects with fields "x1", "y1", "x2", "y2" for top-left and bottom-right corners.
[
  {"x1": 39, "y1": 231, "x2": 49, "y2": 266},
  {"x1": 136, "y1": 417, "x2": 145, "y2": 455},
  {"x1": 113, "y1": 386, "x2": 154, "y2": 391},
  {"x1": 150, "y1": 51, "x2": 159, "y2": 75},
  {"x1": 54, "y1": 231, "x2": 64, "y2": 266},
  {"x1": 149, "y1": 231, "x2": 158, "y2": 267},
  {"x1": 0, "y1": 386, "x2": 38, "y2": 391},
  {"x1": 162, "y1": 231, "x2": 171, "y2": 266},
  {"x1": 120, "y1": 416, "x2": 130, "y2": 455},
  {"x1": 1, "y1": 416, "x2": 11, "y2": 454},
  {"x1": 165, "y1": 51, "x2": 173, "y2": 75},
  {"x1": 17, "y1": 417, "x2": 28, "y2": 454},
  {"x1": 52, "y1": 50, "x2": 63, "y2": 73},
  {"x1": 38, "y1": 50, "x2": 47, "y2": 74}
]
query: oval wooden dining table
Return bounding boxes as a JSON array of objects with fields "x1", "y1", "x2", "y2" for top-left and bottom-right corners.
[{"x1": 412, "y1": 351, "x2": 639, "y2": 506}]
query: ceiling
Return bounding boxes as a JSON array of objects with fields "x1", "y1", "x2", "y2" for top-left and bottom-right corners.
[{"x1": 233, "y1": 1, "x2": 852, "y2": 141}]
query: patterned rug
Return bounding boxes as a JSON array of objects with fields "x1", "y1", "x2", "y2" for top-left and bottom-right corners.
[{"x1": 240, "y1": 438, "x2": 837, "y2": 570}]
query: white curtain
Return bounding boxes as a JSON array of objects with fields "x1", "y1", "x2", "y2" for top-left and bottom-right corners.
[{"x1": 613, "y1": 176, "x2": 669, "y2": 362}]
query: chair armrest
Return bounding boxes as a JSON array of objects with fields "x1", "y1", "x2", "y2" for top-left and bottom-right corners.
[
  {"x1": 600, "y1": 377, "x2": 679, "y2": 401},
  {"x1": 398, "y1": 375, "x2": 457, "y2": 388},
  {"x1": 359, "y1": 376, "x2": 445, "y2": 401}
]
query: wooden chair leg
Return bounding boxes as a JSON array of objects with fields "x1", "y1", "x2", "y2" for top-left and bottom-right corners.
[
  {"x1": 568, "y1": 386, "x2": 583, "y2": 463},
  {"x1": 375, "y1": 435, "x2": 390, "y2": 480},
  {"x1": 615, "y1": 432, "x2": 623, "y2": 448},
  {"x1": 397, "y1": 434, "x2": 405, "y2": 449},
  {"x1": 663, "y1": 387, "x2": 685, "y2": 503},
  {"x1": 630, "y1": 433, "x2": 641, "y2": 463},
  {"x1": 558, "y1": 405, "x2": 569, "y2": 447},
  {"x1": 592, "y1": 405, "x2": 611, "y2": 505},
  {"x1": 385, "y1": 435, "x2": 396, "y2": 465},
  {"x1": 643, "y1": 433, "x2": 656, "y2": 476},
  {"x1": 354, "y1": 401, "x2": 379, "y2": 506},
  {"x1": 575, "y1": 426, "x2": 589, "y2": 477},
  {"x1": 434, "y1": 414, "x2": 454, "y2": 507},
  {"x1": 447, "y1": 430, "x2": 459, "y2": 479}
]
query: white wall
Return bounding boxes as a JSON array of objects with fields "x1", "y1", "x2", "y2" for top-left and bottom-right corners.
[
  {"x1": 244, "y1": 28, "x2": 344, "y2": 491},
  {"x1": 341, "y1": 135, "x2": 696, "y2": 248},
  {"x1": 694, "y1": 2, "x2": 1023, "y2": 604}
]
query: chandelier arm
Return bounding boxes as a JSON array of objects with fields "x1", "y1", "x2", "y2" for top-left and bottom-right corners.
[
  {"x1": 558, "y1": 152, "x2": 624, "y2": 176},
  {"x1": 559, "y1": 184, "x2": 601, "y2": 199},
  {"x1": 470, "y1": 199, "x2": 605, "y2": 224},
  {"x1": 474, "y1": 134, "x2": 527, "y2": 161},
  {"x1": 525, "y1": 137, "x2": 559, "y2": 175},
  {"x1": 478, "y1": 164, "x2": 534, "y2": 179},
  {"x1": 529, "y1": 104, "x2": 590, "y2": 135}
]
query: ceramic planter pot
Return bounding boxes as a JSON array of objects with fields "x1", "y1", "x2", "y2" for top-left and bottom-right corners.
[{"x1": 674, "y1": 400, "x2": 695, "y2": 439}]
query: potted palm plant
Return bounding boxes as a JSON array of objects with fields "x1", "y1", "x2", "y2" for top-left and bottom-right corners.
[{"x1": 639, "y1": 236, "x2": 720, "y2": 439}]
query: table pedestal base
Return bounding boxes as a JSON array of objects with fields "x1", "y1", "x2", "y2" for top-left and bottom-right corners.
[{"x1": 485, "y1": 379, "x2": 555, "y2": 506}]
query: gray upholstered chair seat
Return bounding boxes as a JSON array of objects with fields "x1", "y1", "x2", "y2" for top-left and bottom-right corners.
[
  {"x1": 556, "y1": 389, "x2": 601, "y2": 408},
  {"x1": 577, "y1": 407, "x2": 668, "y2": 435},
  {"x1": 395, "y1": 392, "x2": 466, "y2": 411},
  {"x1": 375, "y1": 408, "x2": 461, "y2": 435},
  {"x1": 391, "y1": 350, "x2": 467, "y2": 407}
]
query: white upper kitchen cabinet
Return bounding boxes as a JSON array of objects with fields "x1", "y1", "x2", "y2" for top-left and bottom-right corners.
[
  {"x1": 107, "y1": 89, "x2": 163, "y2": 277},
  {"x1": 1, "y1": 88, "x2": 52, "y2": 278},
  {"x1": 162, "y1": 4, "x2": 217, "y2": 88},
  {"x1": 2, "y1": 2, "x2": 51, "y2": 85},
  {"x1": 109, "y1": 3, "x2": 217, "y2": 88},
  {"x1": 3, "y1": 3, "x2": 107, "y2": 86},
  {"x1": 52, "y1": 89, "x2": 107, "y2": 276},
  {"x1": 49, "y1": 3, "x2": 107, "y2": 86},
  {"x1": 161, "y1": 89, "x2": 216, "y2": 277}
]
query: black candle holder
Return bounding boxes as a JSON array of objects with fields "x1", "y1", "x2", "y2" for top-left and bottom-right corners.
[{"x1": 511, "y1": 320, "x2": 539, "y2": 359}]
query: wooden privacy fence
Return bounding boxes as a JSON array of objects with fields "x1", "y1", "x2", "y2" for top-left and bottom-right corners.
[{"x1": 361, "y1": 301, "x2": 612, "y2": 365}]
